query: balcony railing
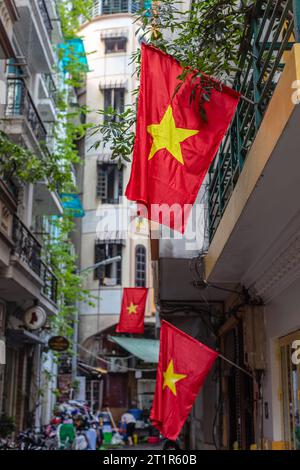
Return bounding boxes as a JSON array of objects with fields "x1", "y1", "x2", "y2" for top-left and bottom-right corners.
[
  {"x1": 12, "y1": 215, "x2": 42, "y2": 276},
  {"x1": 42, "y1": 73, "x2": 57, "y2": 106},
  {"x1": 208, "y1": 0, "x2": 299, "y2": 240},
  {"x1": 38, "y1": 0, "x2": 53, "y2": 39},
  {"x1": 81, "y1": 0, "x2": 141, "y2": 22},
  {"x1": 41, "y1": 261, "x2": 58, "y2": 304},
  {"x1": 12, "y1": 215, "x2": 58, "y2": 303},
  {"x1": 6, "y1": 78, "x2": 47, "y2": 143}
]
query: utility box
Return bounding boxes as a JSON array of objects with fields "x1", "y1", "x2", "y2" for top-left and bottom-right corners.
[{"x1": 243, "y1": 305, "x2": 266, "y2": 370}]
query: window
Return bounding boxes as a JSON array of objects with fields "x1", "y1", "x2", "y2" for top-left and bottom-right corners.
[
  {"x1": 104, "y1": 87, "x2": 125, "y2": 117},
  {"x1": 135, "y1": 245, "x2": 146, "y2": 287},
  {"x1": 96, "y1": 163, "x2": 123, "y2": 203},
  {"x1": 95, "y1": 242, "x2": 122, "y2": 286},
  {"x1": 102, "y1": 0, "x2": 129, "y2": 15},
  {"x1": 104, "y1": 37, "x2": 127, "y2": 54}
]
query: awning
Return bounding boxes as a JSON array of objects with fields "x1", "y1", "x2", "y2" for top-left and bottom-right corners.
[
  {"x1": 97, "y1": 154, "x2": 118, "y2": 164},
  {"x1": 78, "y1": 361, "x2": 107, "y2": 377},
  {"x1": 96, "y1": 231, "x2": 126, "y2": 244},
  {"x1": 60, "y1": 193, "x2": 85, "y2": 218},
  {"x1": 100, "y1": 29, "x2": 128, "y2": 39},
  {"x1": 99, "y1": 78, "x2": 128, "y2": 90},
  {"x1": 109, "y1": 337, "x2": 159, "y2": 364},
  {"x1": 6, "y1": 329, "x2": 46, "y2": 346},
  {"x1": 58, "y1": 38, "x2": 89, "y2": 73}
]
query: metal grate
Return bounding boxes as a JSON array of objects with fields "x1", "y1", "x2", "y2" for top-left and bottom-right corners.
[{"x1": 208, "y1": 0, "x2": 298, "y2": 240}]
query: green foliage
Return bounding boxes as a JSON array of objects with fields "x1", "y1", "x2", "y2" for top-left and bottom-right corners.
[
  {"x1": 0, "y1": 3, "x2": 93, "y2": 343},
  {"x1": 90, "y1": 107, "x2": 136, "y2": 168},
  {"x1": 92, "y1": 0, "x2": 253, "y2": 166},
  {"x1": 0, "y1": 415, "x2": 15, "y2": 438},
  {"x1": 0, "y1": 131, "x2": 45, "y2": 183},
  {"x1": 43, "y1": 216, "x2": 91, "y2": 341},
  {"x1": 56, "y1": 0, "x2": 94, "y2": 38}
]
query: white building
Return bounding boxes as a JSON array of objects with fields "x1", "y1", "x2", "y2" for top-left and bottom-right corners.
[{"x1": 78, "y1": 1, "x2": 154, "y2": 411}]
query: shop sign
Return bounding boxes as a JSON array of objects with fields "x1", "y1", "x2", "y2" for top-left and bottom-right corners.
[
  {"x1": 23, "y1": 306, "x2": 47, "y2": 330},
  {"x1": 48, "y1": 336, "x2": 70, "y2": 352}
]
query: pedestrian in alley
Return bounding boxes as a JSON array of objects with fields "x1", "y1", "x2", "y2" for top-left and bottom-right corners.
[{"x1": 121, "y1": 411, "x2": 136, "y2": 447}]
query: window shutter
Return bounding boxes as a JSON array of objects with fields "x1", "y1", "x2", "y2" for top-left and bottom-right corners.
[
  {"x1": 95, "y1": 243, "x2": 106, "y2": 280},
  {"x1": 97, "y1": 164, "x2": 108, "y2": 200}
]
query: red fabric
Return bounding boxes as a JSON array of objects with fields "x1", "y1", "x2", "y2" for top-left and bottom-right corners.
[
  {"x1": 116, "y1": 287, "x2": 148, "y2": 334},
  {"x1": 150, "y1": 320, "x2": 218, "y2": 440},
  {"x1": 126, "y1": 43, "x2": 240, "y2": 232}
]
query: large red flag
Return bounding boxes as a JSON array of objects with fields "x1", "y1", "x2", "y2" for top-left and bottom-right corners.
[
  {"x1": 126, "y1": 43, "x2": 240, "y2": 232},
  {"x1": 150, "y1": 320, "x2": 218, "y2": 441},
  {"x1": 116, "y1": 287, "x2": 148, "y2": 334}
]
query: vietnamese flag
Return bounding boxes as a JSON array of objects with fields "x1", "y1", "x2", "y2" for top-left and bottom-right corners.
[
  {"x1": 150, "y1": 320, "x2": 218, "y2": 441},
  {"x1": 126, "y1": 43, "x2": 240, "y2": 232},
  {"x1": 116, "y1": 287, "x2": 148, "y2": 334}
]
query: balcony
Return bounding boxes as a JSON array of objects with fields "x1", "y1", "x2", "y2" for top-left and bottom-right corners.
[
  {"x1": 12, "y1": 215, "x2": 42, "y2": 276},
  {"x1": 11, "y1": 215, "x2": 58, "y2": 304},
  {"x1": 37, "y1": 0, "x2": 53, "y2": 40},
  {"x1": 205, "y1": 1, "x2": 300, "y2": 299},
  {"x1": 5, "y1": 77, "x2": 47, "y2": 153},
  {"x1": 41, "y1": 261, "x2": 58, "y2": 304},
  {"x1": 81, "y1": 0, "x2": 141, "y2": 22},
  {"x1": 208, "y1": 0, "x2": 297, "y2": 241},
  {"x1": 38, "y1": 73, "x2": 57, "y2": 122},
  {"x1": 13, "y1": 0, "x2": 55, "y2": 72}
]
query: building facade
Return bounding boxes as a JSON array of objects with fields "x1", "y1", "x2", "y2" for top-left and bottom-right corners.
[
  {"x1": 203, "y1": 0, "x2": 300, "y2": 450},
  {"x1": 0, "y1": 0, "x2": 85, "y2": 431},
  {"x1": 77, "y1": 0, "x2": 154, "y2": 419},
  {"x1": 151, "y1": 0, "x2": 300, "y2": 450}
]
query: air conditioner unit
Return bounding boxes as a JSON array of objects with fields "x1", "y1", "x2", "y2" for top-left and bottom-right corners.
[
  {"x1": 103, "y1": 277, "x2": 117, "y2": 286},
  {"x1": 108, "y1": 357, "x2": 128, "y2": 373}
]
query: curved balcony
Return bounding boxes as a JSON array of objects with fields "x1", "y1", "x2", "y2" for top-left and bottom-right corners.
[{"x1": 80, "y1": 0, "x2": 142, "y2": 23}]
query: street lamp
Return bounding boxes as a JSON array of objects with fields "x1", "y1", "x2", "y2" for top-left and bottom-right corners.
[{"x1": 71, "y1": 256, "x2": 122, "y2": 382}]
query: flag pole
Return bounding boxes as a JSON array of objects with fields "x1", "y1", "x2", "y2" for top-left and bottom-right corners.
[{"x1": 218, "y1": 353, "x2": 254, "y2": 379}]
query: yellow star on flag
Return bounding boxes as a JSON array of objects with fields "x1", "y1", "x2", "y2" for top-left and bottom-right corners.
[
  {"x1": 126, "y1": 302, "x2": 138, "y2": 315},
  {"x1": 136, "y1": 217, "x2": 145, "y2": 231},
  {"x1": 163, "y1": 359, "x2": 187, "y2": 396},
  {"x1": 147, "y1": 105, "x2": 199, "y2": 165}
]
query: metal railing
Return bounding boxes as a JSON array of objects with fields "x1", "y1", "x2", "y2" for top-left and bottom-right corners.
[
  {"x1": 42, "y1": 73, "x2": 57, "y2": 106},
  {"x1": 41, "y1": 261, "x2": 58, "y2": 304},
  {"x1": 38, "y1": 0, "x2": 53, "y2": 39},
  {"x1": 12, "y1": 215, "x2": 42, "y2": 276},
  {"x1": 12, "y1": 216, "x2": 58, "y2": 303},
  {"x1": 6, "y1": 78, "x2": 47, "y2": 143},
  {"x1": 81, "y1": 0, "x2": 141, "y2": 22},
  {"x1": 208, "y1": 0, "x2": 299, "y2": 240}
]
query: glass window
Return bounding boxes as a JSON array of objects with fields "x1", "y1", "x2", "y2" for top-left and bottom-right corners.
[
  {"x1": 135, "y1": 245, "x2": 146, "y2": 287},
  {"x1": 102, "y1": 0, "x2": 129, "y2": 14},
  {"x1": 96, "y1": 163, "x2": 123, "y2": 203},
  {"x1": 95, "y1": 242, "x2": 122, "y2": 286},
  {"x1": 104, "y1": 88, "x2": 125, "y2": 114},
  {"x1": 104, "y1": 37, "x2": 127, "y2": 54}
]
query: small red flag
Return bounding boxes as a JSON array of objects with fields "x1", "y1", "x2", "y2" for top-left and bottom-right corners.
[
  {"x1": 126, "y1": 44, "x2": 240, "y2": 232},
  {"x1": 150, "y1": 320, "x2": 218, "y2": 440},
  {"x1": 116, "y1": 287, "x2": 148, "y2": 334}
]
